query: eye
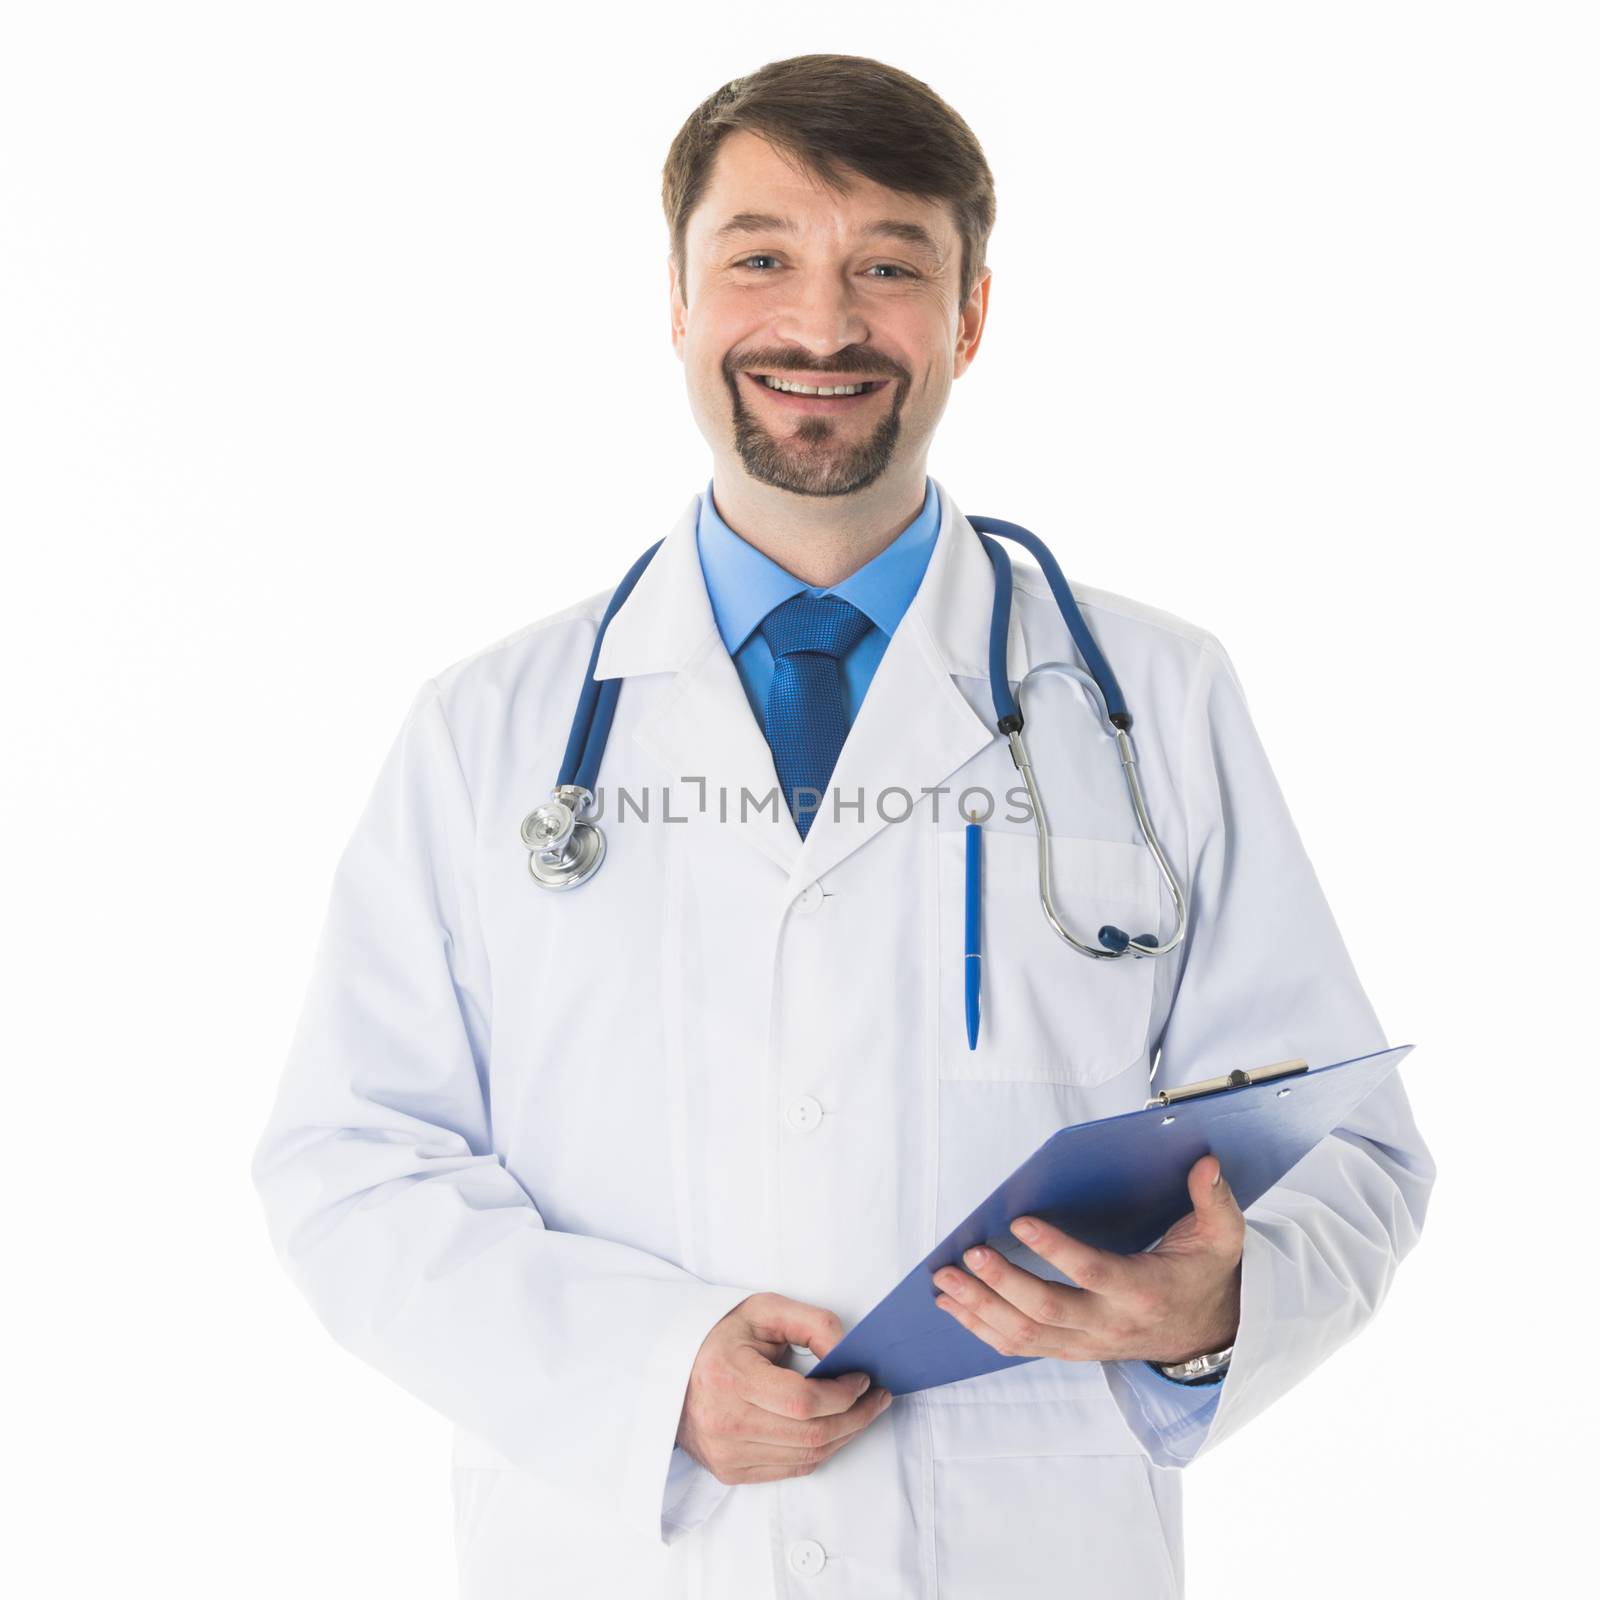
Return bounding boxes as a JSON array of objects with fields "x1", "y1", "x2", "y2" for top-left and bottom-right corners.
[{"x1": 732, "y1": 256, "x2": 917, "y2": 279}]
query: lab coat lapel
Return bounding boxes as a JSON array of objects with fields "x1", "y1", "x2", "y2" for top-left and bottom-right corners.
[
  {"x1": 793, "y1": 478, "x2": 1032, "y2": 889},
  {"x1": 592, "y1": 480, "x2": 1031, "y2": 887},
  {"x1": 593, "y1": 496, "x2": 801, "y2": 877}
]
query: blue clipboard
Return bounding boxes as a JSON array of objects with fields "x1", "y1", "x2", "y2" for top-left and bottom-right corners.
[{"x1": 810, "y1": 1043, "x2": 1413, "y2": 1394}]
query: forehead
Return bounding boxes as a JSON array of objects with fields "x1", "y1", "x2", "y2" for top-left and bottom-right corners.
[{"x1": 688, "y1": 129, "x2": 954, "y2": 257}]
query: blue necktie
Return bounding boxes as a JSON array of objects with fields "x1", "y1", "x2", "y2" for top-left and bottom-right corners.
[{"x1": 759, "y1": 592, "x2": 875, "y2": 838}]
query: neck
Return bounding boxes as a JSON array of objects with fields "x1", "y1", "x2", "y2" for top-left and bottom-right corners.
[{"x1": 708, "y1": 461, "x2": 929, "y2": 588}]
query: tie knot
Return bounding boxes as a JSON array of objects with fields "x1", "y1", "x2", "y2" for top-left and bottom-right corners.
[{"x1": 758, "y1": 592, "x2": 874, "y2": 662}]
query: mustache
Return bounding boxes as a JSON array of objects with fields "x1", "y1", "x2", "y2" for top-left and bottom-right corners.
[{"x1": 727, "y1": 353, "x2": 903, "y2": 382}]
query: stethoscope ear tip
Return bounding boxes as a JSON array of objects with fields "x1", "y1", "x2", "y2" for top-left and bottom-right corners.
[{"x1": 1097, "y1": 925, "x2": 1131, "y2": 954}]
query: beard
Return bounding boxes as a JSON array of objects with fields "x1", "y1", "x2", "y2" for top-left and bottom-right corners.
[{"x1": 725, "y1": 367, "x2": 906, "y2": 498}]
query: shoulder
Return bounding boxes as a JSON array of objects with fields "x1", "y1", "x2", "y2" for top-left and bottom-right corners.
[
  {"x1": 434, "y1": 588, "x2": 614, "y2": 694},
  {"x1": 394, "y1": 583, "x2": 622, "y2": 773},
  {"x1": 426, "y1": 584, "x2": 616, "y2": 711},
  {"x1": 1010, "y1": 563, "x2": 1229, "y2": 675}
]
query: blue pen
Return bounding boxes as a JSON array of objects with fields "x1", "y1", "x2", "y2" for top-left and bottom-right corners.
[{"x1": 964, "y1": 812, "x2": 982, "y2": 1049}]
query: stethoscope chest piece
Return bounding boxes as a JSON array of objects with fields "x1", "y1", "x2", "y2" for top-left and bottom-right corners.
[{"x1": 522, "y1": 785, "x2": 605, "y2": 891}]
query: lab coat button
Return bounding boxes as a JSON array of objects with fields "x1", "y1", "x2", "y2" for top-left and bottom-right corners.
[
  {"x1": 795, "y1": 883, "x2": 824, "y2": 913},
  {"x1": 788, "y1": 1539, "x2": 827, "y2": 1576},
  {"x1": 785, "y1": 1096, "x2": 823, "y2": 1132}
]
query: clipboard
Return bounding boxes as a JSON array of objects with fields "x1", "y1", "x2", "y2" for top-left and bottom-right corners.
[{"x1": 809, "y1": 1043, "x2": 1414, "y2": 1394}]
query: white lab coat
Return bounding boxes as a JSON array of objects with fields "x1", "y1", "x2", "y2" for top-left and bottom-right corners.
[{"x1": 252, "y1": 478, "x2": 1435, "y2": 1599}]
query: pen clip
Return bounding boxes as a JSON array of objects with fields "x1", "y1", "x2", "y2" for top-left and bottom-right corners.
[{"x1": 963, "y1": 811, "x2": 982, "y2": 1051}]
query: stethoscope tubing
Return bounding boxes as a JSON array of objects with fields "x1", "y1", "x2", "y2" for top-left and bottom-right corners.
[
  {"x1": 1005, "y1": 664, "x2": 1188, "y2": 958},
  {"x1": 969, "y1": 522, "x2": 1184, "y2": 957},
  {"x1": 558, "y1": 537, "x2": 663, "y2": 799},
  {"x1": 528, "y1": 511, "x2": 1187, "y2": 969},
  {"x1": 969, "y1": 519, "x2": 1131, "y2": 730}
]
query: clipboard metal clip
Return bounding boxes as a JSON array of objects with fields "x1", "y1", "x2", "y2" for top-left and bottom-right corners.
[{"x1": 1144, "y1": 1057, "x2": 1309, "y2": 1110}]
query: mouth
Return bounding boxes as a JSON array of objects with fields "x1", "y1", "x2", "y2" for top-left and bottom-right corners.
[{"x1": 741, "y1": 371, "x2": 894, "y2": 413}]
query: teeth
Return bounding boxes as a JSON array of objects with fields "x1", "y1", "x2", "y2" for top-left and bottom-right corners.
[{"x1": 761, "y1": 375, "x2": 872, "y2": 396}]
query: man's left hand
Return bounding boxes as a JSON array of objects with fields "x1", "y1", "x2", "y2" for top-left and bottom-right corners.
[{"x1": 932, "y1": 1154, "x2": 1244, "y2": 1366}]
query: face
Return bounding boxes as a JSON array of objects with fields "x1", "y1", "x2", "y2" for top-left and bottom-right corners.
[{"x1": 670, "y1": 129, "x2": 989, "y2": 499}]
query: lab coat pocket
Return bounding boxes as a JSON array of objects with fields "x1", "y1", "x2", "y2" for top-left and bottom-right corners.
[
  {"x1": 937, "y1": 827, "x2": 1159, "y2": 1087},
  {"x1": 930, "y1": 1443, "x2": 1178, "y2": 1599}
]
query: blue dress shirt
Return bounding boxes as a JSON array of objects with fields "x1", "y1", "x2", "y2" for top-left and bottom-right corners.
[{"x1": 695, "y1": 475, "x2": 941, "y2": 727}]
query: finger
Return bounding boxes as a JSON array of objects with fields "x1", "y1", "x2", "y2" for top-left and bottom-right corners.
[
  {"x1": 732, "y1": 1346, "x2": 877, "y2": 1421},
  {"x1": 1187, "y1": 1153, "x2": 1220, "y2": 1210},
  {"x1": 722, "y1": 1422, "x2": 870, "y2": 1483},
  {"x1": 933, "y1": 1258, "x2": 1084, "y2": 1358},
  {"x1": 741, "y1": 1294, "x2": 846, "y2": 1361},
  {"x1": 1199, "y1": 1154, "x2": 1241, "y2": 1216},
  {"x1": 933, "y1": 1290, "x2": 1004, "y2": 1353},
  {"x1": 735, "y1": 1382, "x2": 895, "y2": 1450},
  {"x1": 1009, "y1": 1217, "x2": 1132, "y2": 1296},
  {"x1": 934, "y1": 1289, "x2": 1093, "y2": 1361},
  {"x1": 935, "y1": 1271, "x2": 1045, "y2": 1354},
  {"x1": 941, "y1": 1248, "x2": 1095, "y2": 1333}
]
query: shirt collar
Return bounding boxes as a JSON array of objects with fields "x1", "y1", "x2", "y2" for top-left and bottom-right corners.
[{"x1": 695, "y1": 475, "x2": 941, "y2": 655}]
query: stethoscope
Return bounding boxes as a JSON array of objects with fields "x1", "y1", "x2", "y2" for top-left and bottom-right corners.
[{"x1": 520, "y1": 516, "x2": 1187, "y2": 970}]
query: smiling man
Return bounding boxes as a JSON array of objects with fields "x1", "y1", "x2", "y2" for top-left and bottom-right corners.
[
  {"x1": 253, "y1": 52, "x2": 1434, "y2": 1600},
  {"x1": 672, "y1": 113, "x2": 984, "y2": 593}
]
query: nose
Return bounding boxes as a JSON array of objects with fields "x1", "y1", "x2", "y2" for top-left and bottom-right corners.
[{"x1": 771, "y1": 267, "x2": 873, "y2": 360}]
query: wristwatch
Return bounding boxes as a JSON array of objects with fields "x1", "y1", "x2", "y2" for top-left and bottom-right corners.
[{"x1": 1149, "y1": 1344, "x2": 1233, "y2": 1384}]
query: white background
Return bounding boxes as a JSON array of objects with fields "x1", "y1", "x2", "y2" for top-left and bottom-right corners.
[{"x1": 2, "y1": 2, "x2": 1593, "y2": 1594}]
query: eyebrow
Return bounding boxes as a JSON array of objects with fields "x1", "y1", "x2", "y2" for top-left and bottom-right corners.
[{"x1": 708, "y1": 211, "x2": 944, "y2": 261}]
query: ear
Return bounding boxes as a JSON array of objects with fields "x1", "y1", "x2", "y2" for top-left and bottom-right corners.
[
  {"x1": 953, "y1": 268, "x2": 991, "y2": 379},
  {"x1": 669, "y1": 255, "x2": 688, "y2": 359}
]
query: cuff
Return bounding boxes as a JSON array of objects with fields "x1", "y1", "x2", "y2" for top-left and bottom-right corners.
[
  {"x1": 662, "y1": 1444, "x2": 734, "y2": 1541},
  {"x1": 1104, "y1": 1355, "x2": 1225, "y2": 1467},
  {"x1": 1103, "y1": 1218, "x2": 1275, "y2": 1469},
  {"x1": 622, "y1": 1281, "x2": 758, "y2": 1546}
]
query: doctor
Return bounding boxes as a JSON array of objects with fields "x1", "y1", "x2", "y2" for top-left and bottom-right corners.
[{"x1": 253, "y1": 52, "x2": 1435, "y2": 1600}]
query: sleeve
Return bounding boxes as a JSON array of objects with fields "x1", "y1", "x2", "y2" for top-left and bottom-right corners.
[
  {"x1": 1099, "y1": 637, "x2": 1437, "y2": 1470},
  {"x1": 250, "y1": 680, "x2": 756, "y2": 1545}
]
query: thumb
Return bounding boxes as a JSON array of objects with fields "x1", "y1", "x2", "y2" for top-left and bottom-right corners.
[
  {"x1": 740, "y1": 1293, "x2": 847, "y2": 1361},
  {"x1": 1191, "y1": 1154, "x2": 1235, "y2": 1217}
]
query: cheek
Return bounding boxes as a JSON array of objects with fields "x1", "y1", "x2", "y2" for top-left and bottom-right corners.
[
  {"x1": 681, "y1": 347, "x2": 738, "y2": 423},
  {"x1": 902, "y1": 343, "x2": 953, "y2": 404},
  {"x1": 902, "y1": 364, "x2": 952, "y2": 419}
]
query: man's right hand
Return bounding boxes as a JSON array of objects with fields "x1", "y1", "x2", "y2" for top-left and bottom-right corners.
[{"x1": 676, "y1": 1292, "x2": 894, "y2": 1486}]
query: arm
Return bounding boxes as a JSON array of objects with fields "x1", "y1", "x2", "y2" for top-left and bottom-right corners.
[
  {"x1": 251, "y1": 681, "x2": 755, "y2": 1544},
  {"x1": 1099, "y1": 637, "x2": 1437, "y2": 1468}
]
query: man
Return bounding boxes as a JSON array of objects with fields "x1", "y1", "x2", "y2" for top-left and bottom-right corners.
[{"x1": 253, "y1": 53, "x2": 1434, "y2": 1599}]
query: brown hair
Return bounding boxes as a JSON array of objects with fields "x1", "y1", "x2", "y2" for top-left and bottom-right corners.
[{"x1": 662, "y1": 54, "x2": 996, "y2": 311}]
